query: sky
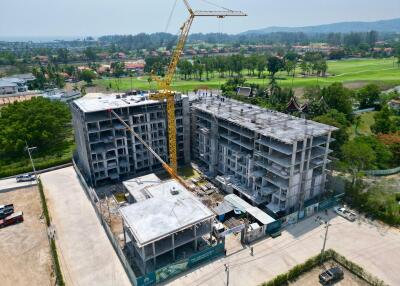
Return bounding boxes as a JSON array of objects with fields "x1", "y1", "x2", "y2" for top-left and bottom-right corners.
[{"x1": 0, "y1": 0, "x2": 399, "y2": 39}]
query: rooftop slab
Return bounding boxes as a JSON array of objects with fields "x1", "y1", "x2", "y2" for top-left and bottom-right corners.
[
  {"x1": 120, "y1": 179, "x2": 214, "y2": 247},
  {"x1": 192, "y1": 96, "x2": 337, "y2": 144},
  {"x1": 123, "y1": 174, "x2": 161, "y2": 203},
  {"x1": 73, "y1": 93, "x2": 188, "y2": 113}
]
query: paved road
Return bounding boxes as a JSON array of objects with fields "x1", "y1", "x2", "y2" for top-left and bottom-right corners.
[
  {"x1": 168, "y1": 212, "x2": 400, "y2": 286},
  {"x1": 41, "y1": 167, "x2": 131, "y2": 286},
  {"x1": 0, "y1": 177, "x2": 36, "y2": 192}
]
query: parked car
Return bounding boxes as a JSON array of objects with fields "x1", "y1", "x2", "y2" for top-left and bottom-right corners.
[
  {"x1": 16, "y1": 173, "x2": 35, "y2": 182},
  {"x1": 334, "y1": 207, "x2": 357, "y2": 222},
  {"x1": 0, "y1": 211, "x2": 23, "y2": 228},
  {"x1": 319, "y1": 266, "x2": 344, "y2": 284},
  {"x1": 0, "y1": 204, "x2": 14, "y2": 219}
]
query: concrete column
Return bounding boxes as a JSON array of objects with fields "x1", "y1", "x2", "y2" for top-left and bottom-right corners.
[
  {"x1": 290, "y1": 142, "x2": 298, "y2": 177},
  {"x1": 194, "y1": 225, "x2": 198, "y2": 251},
  {"x1": 297, "y1": 138, "x2": 308, "y2": 213},
  {"x1": 142, "y1": 247, "x2": 146, "y2": 273},
  {"x1": 152, "y1": 242, "x2": 156, "y2": 270},
  {"x1": 172, "y1": 234, "x2": 175, "y2": 261},
  {"x1": 321, "y1": 132, "x2": 332, "y2": 191},
  {"x1": 209, "y1": 219, "x2": 213, "y2": 244}
]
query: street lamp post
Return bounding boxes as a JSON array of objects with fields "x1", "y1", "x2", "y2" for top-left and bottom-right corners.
[
  {"x1": 25, "y1": 142, "x2": 38, "y2": 184},
  {"x1": 315, "y1": 215, "x2": 331, "y2": 264}
]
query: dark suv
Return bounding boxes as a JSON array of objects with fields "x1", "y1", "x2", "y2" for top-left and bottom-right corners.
[{"x1": 319, "y1": 266, "x2": 344, "y2": 284}]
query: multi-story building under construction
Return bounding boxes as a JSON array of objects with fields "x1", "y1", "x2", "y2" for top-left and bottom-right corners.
[
  {"x1": 71, "y1": 93, "x2": 190, "y2": 186},
  {"x1": 191, "y1": 96, "x2": 337, "y2": 215}
]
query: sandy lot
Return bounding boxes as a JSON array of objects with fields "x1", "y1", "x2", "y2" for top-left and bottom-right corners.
[
  {"x1": 0, "y1": 186, "x2": 52, "y2": 286},
  {"x1": 291, "y1": 261, "x2": 369, "y2": 286}
]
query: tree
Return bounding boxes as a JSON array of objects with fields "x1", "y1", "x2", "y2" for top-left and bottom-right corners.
[
  {"x1": 320, "y1": 83, "x2": 353, "y2": 117},
  {"x1": 341, "y1": 139, "x2": 376, "y2": 185},
  {"x1": 84, "y1": 47, "x2": 97, "y2": 62},
  {"x1": 56, "y1": 48, "x2": 69, "y2": 64},
  {"x1": 299, "y1": 61, "x2": 309, "y2": 76},
  {"x1": 314, "y1": 109, "x2": 349, "y2": 155},
  {"x1": 79, "y1": 69, "x2": 97, "y2": 84},
  {"x1": 371, "y1": 106, "x2": 397, "y2": 134},
  {"x1": 378, "y1": 132, "x2": 400, "y2": 165},
  {"x1": 31, "y1": 66, "x2": 47, "y2": 90},
  {"x1": 267, "y1": 56, "x2": 284, "y2": 79},
  {"x1": 111, "y1": 61, "x2": 125, "y2": 78},
  {"x1": 178, "y1": 60, "x2": 193, "y2": 80},
  {"x1": 366, "y1": 30, "x2": 378, "y2": 47},
  {"x1": 0, "y1": 98, "x2": 71, "y2": 161},
  {"x1": 256, "y1": 56, "x2": 267, "y2": 78},
  {"x1": 357, "y1": 84, "x2": 380, "y2": 108},
  {"x1": 354, "y1": 136, "x2": 392, "y2": 169}
]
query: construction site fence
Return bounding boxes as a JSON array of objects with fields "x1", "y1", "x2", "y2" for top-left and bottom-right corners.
[
  {"x1": 137, "y1": 242, "x2": 225, "y2": 286},
  {"x1": 352, "y1": 107, "x2": 375, "y2": 114},
  {"x1": 280, "y1": 193, "x2": 343, "y2": 227},
  {"x1": 363, "y1": 166, "x2": 400, "y2": 176},
  {"x1": 72, "y1": 158, "x2": 138, "y2": 286}
]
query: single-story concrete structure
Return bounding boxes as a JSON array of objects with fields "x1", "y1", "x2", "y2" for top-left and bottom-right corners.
[{"x1": 120, "y1": 178, "x2": 215, "y2": 275}]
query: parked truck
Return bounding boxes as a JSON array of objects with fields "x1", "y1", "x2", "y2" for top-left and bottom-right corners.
[
  {"x1": 319, "y1": 266, "x2": 344, "y2": 284},
  {"x1": 0, "y1": 211, "x2": 23, "y2": 228},
  {"x1": 0, "y1": 204, "x2": 14, "y2": 219}
]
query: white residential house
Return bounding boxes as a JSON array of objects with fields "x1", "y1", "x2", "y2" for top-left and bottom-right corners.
[{"x1": 0, "y1": 80, "x2": 18, "y2": 95}]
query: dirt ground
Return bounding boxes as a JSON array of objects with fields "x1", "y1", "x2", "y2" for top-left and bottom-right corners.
[
  {"x1": 0, "y1": 186, "x2": 53, "y2": 286},
  {"x1": 290, "y1": 261, "x2": 370, "y2": 286}
]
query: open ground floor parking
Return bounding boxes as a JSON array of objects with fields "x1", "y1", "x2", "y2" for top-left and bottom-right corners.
[
  {"x1": 41, "y1": 167, "x2": 131, "y2": 286},
  {"x1": 166, "y1": 211, "x2": 400, "y2": 286}
]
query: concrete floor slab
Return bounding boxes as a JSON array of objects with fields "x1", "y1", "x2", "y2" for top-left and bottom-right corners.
[{"x1": 41, "y1": 167, "x2": 131, "y2": 286}]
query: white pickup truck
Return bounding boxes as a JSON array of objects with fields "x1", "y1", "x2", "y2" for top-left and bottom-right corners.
[{"x1": 334, "y1": 207, "x2": 357, "y2": 222}]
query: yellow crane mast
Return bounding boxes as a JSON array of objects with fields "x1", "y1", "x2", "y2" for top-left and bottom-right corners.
[{"x1": 150, "y1": 0, "x2": 246, "y2": 172}]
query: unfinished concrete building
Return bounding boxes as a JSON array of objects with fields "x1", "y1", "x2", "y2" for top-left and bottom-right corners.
[
  {"x1": 120, "y1": 178, "x2": 214, "y2": 274},
  {"x1": 71, "y1": 93, "x2": 191, "y2": 186},
  {"x1": 191, "y1": 96, "x2": 337, "y2": 215}
]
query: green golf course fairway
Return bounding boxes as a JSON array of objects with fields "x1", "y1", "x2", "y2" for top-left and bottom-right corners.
[{"x1": 95, "y1": 57, "x2": 400, "y2": 92}]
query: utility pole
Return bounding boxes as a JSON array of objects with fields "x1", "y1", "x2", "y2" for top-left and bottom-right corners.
[
  {"x1": 25, "y1": 142, "x2": 38, "y2": 184},
  {"x1": 315, "y1": 216, "x2": 331, "y2": 264},
  {"x1": 224, "y1": 263, "x2": 230, "y2": 286}
]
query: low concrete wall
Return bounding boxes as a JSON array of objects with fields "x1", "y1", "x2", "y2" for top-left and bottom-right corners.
[{"x1": 0, "y1": 163, "x2": 73, "y2": 180}]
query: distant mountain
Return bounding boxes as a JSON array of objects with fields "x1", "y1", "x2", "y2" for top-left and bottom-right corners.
[{"x1": 242, "y1": 18, "x2": 400, "y2": 35}]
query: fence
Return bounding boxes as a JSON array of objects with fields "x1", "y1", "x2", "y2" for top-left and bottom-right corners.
[
  {"x1": 352, "y1": 107, "x2": 375, "y2": 114},
  {"x1": 262, "y1": 249, "x2": 388, "y2": 286},
  {"x1": 363, "y1": 166, "x2": 400, "y2": 176},
  {"x1": 137, "y1": 242, "x2": 225, "y2": 286},
  {"x1": 72, "y1": 159, "x2": 138, "y2": 286}
]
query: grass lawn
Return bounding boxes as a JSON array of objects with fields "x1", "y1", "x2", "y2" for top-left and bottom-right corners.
[
  {"x1": 95, "y1": 58, "x2": 400, "y2": 92},
  {"x1": 348, "y1": 111, "x2": 376, "y2": 139}
]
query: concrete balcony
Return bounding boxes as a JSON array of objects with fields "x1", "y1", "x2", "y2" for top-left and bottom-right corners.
[
  {"x1": 256, "y1": 138, "x2": 292, "y2": 155},
  {"x1": 265, "y1": 174, "x2": 289, "y2": 190}
]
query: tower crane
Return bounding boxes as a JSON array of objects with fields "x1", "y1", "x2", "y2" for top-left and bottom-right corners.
[
  {"x1": 110, "y1": 1, "x2": 245, "y2": 189},
  {"x1": 150, "y1": 0, "x2": 246, "y2": 172}
]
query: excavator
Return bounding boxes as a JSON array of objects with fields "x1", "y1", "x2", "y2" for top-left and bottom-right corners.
[{"x1": 111, "y1": 0, "x2": 246, "y2": 188}]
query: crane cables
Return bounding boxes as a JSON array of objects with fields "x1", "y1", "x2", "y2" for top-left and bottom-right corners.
[
  {"x1": 199, "y1": 0, "x2": 233, "y2": 12},
  {"x1": 165, "y1": 0, "x2": 179, "y2": 33}
]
